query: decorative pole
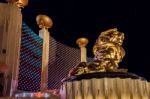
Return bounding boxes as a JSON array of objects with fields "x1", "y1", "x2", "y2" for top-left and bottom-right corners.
[
  {"x1": 0, "y1": 0, "x2": 28, "y2": 97},
  {"x1": 76, "y1": 38, "x2": 88, "y2": 63},
  {"x1": 36, "y1": 15, "x2": 53, "y2": 91}
]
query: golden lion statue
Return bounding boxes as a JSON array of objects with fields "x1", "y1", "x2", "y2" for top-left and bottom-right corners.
[
  {"x1": 63, "y1": 28, "x2": 127, "y2": 80},
  {"x1": 88, "y1": 28, "x2": 127, "y2": 72}
]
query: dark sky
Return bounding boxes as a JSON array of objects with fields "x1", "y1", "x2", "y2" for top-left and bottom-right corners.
[{"x1": 1, "y1": 0, "x2": 150, "y2": 81}]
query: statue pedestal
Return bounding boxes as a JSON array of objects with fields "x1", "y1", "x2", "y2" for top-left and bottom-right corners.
[{"x1": 60, "y1": 72, "x2": 150, "y2": 99}]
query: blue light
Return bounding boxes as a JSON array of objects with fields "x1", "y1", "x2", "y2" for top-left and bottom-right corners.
[{"x1": 18, "y1": 22, "x2": 42, "y2": 91}]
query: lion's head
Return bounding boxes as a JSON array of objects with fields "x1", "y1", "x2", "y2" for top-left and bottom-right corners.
[{"x1": 97, "y1": 28, "x2": 125, "y2": 46}]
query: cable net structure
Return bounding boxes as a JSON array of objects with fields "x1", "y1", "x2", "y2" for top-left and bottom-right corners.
[
  {"x1": 18, "y1": 22, "x2": 92, "y2": 91},
  {"x1": 18, "y1": 23, "x2": 43, "y2": 91},
  {"x1": 48, "y1": 38, "x2": 80, "y2": 89}
]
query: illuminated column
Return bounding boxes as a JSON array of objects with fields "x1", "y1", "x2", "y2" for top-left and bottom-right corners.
[
  {"x1": 0, "y1": 0, "x2": 28, "y2": 96},
  {"x1": 36, "y1": 15, "x2": 53, "y2": 91},
  {"x1": 76, "y1": 38, "x2": 88, "y2": 62}
]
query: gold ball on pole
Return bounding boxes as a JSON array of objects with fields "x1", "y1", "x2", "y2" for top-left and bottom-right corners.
[
  {"x1": 36, "y1": 15, "x2": 53, "y2": 29},
  {"x1": 76, "y1": 38, "x2": 89, "y2": 47},
  {"x1": 6, "y1": 0, "x2": 28, "y2": 8}
]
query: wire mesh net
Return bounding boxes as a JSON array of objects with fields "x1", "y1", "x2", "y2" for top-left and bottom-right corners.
[{"x1": 18, "y1": 22, "x2": 92, "y2": 91}]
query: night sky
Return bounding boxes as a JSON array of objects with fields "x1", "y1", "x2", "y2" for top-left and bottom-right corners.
[{"x1": 1, "y1": 0, "x2": 150, "y2": 81}]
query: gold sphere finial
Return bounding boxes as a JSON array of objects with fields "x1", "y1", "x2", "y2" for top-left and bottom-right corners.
[
  {"x1": 6, "y1": 0, "x2": 28, "y2": 8},
  {"x1": 76, "y1": 38, "x2": 89, "y2": 47},
  {"x1": 36, "y1": 15, "x2": 53, "y2": 29}
]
